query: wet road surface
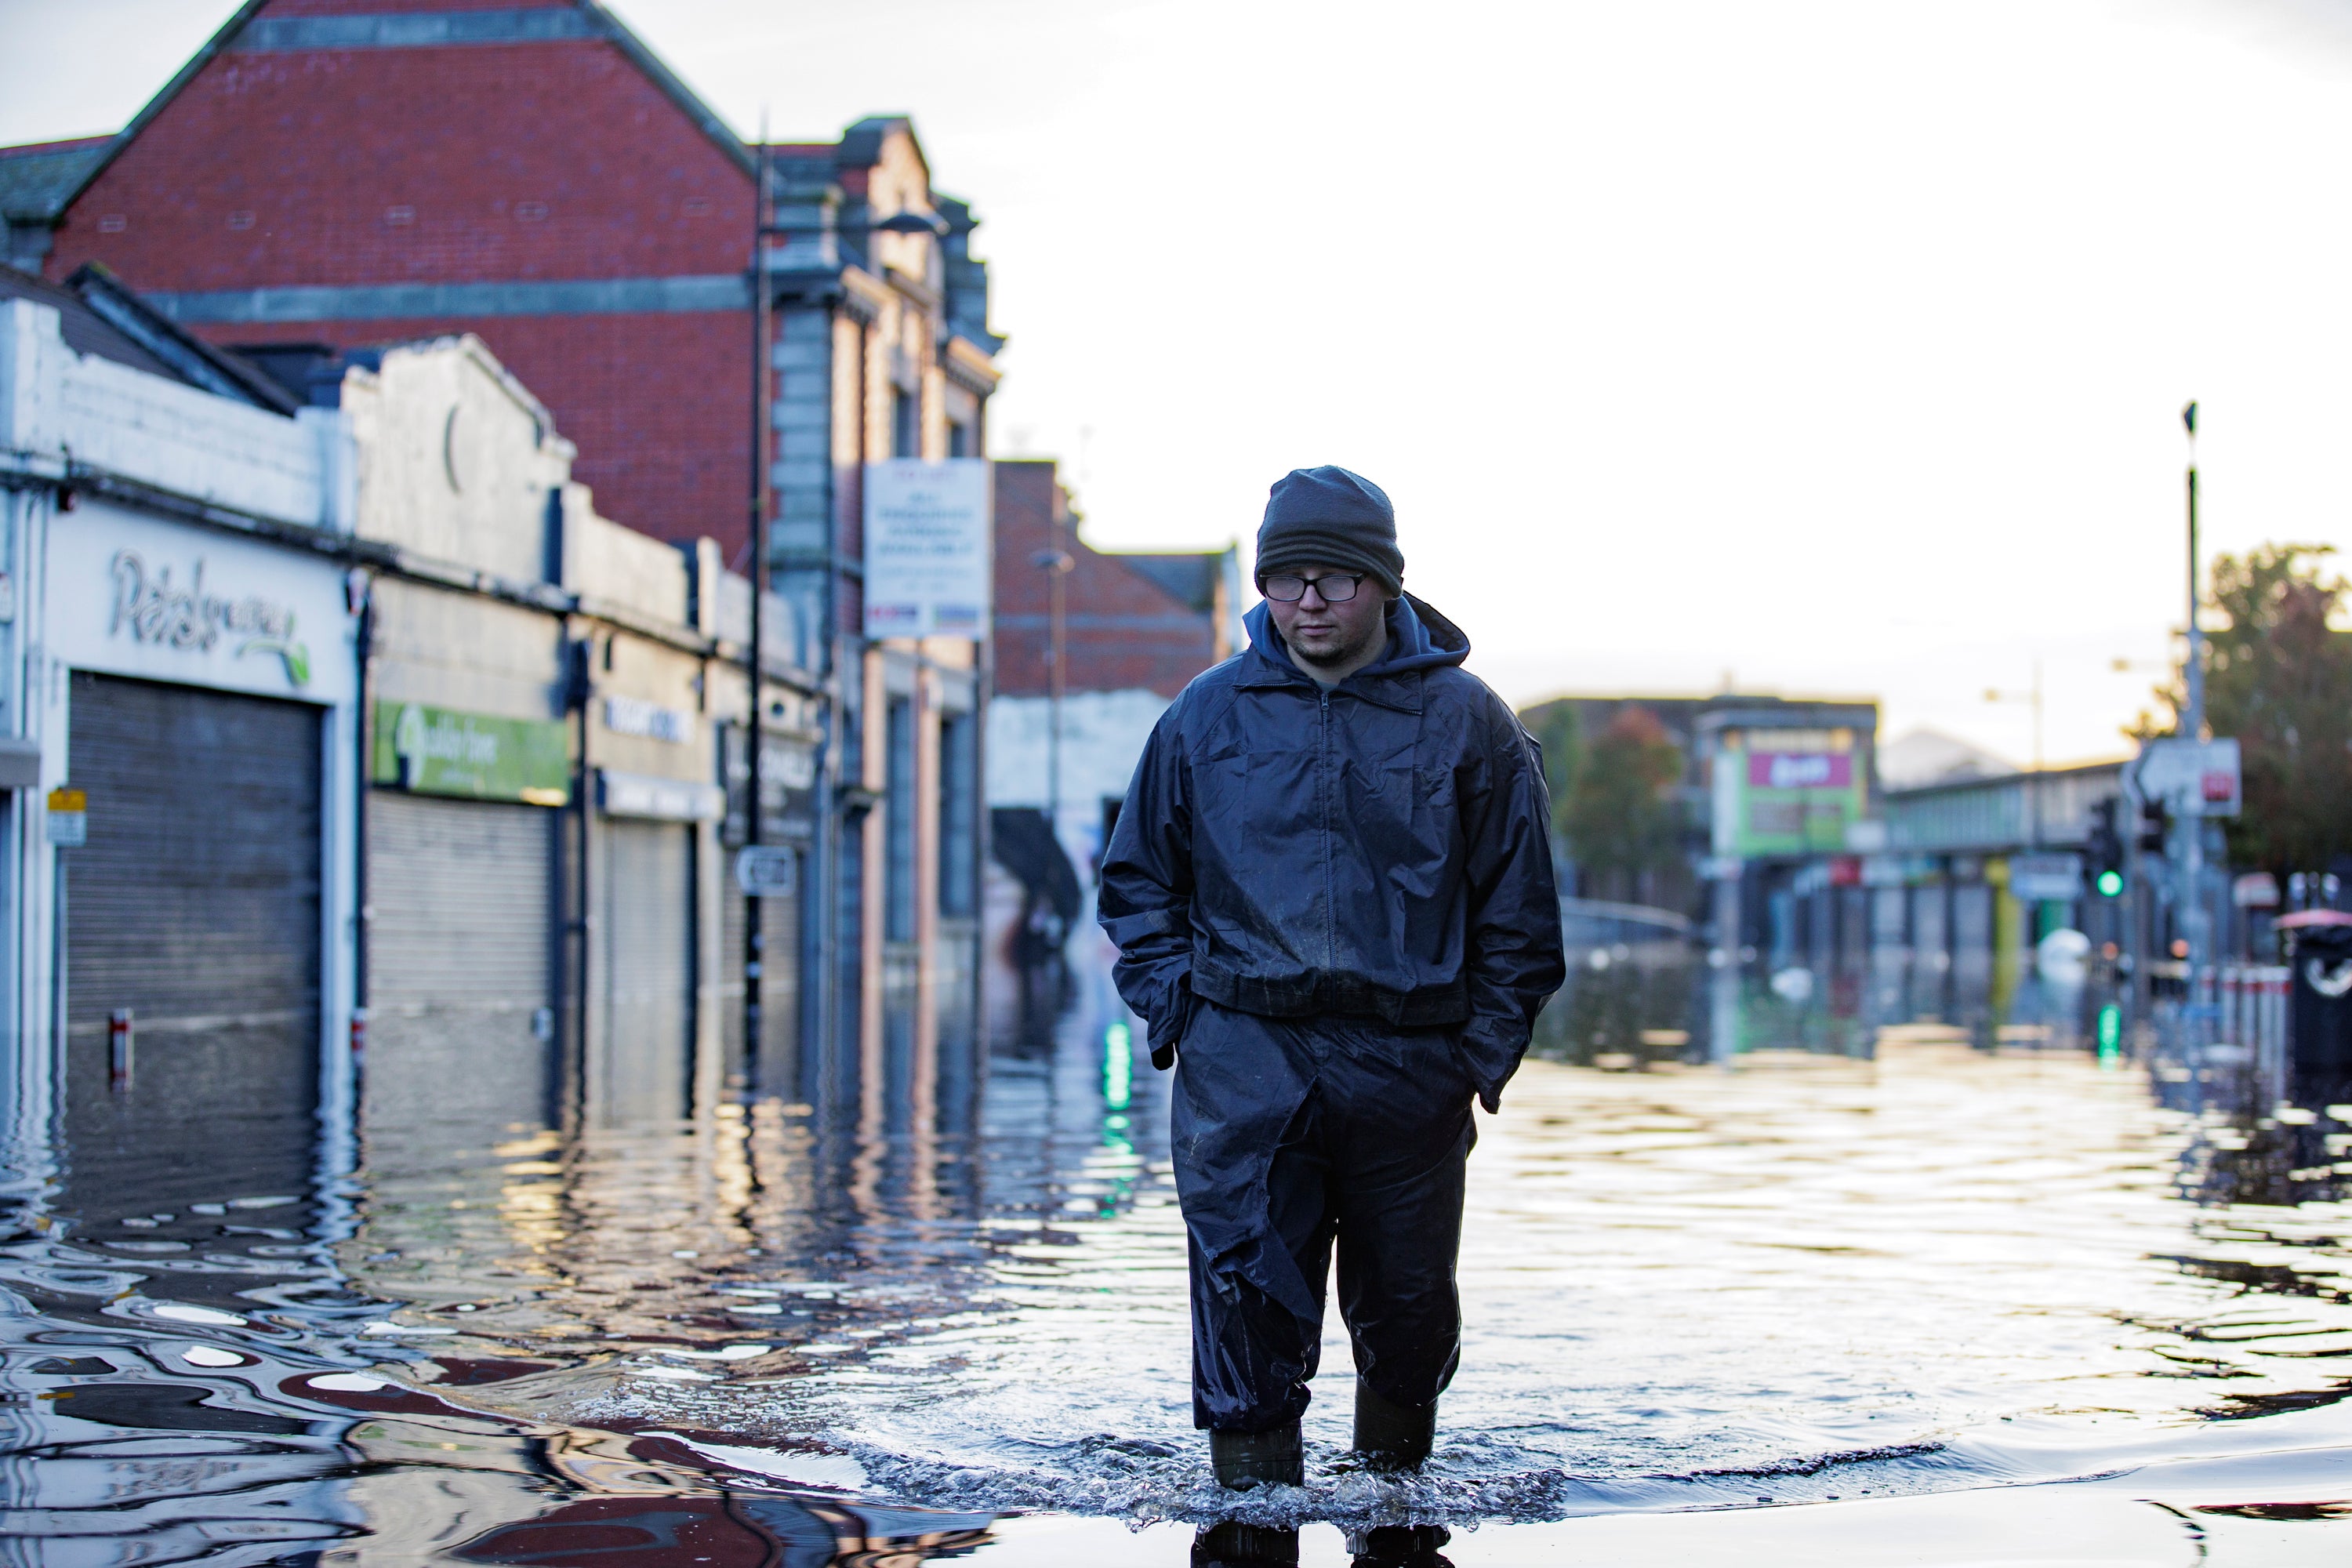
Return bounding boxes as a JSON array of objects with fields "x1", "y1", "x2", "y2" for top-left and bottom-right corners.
[{"x1": 5, "y1": 928, "x2": 2352, "y2": 1563}]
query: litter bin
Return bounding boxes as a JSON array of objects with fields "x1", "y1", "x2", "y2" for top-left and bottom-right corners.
[{"x1": 2281, "y1": 909, "x2": 2352, "y2": 1091}]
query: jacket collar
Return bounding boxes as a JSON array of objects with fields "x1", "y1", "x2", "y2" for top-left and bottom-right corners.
[{"x1": 1235, "y1": 593, "x2": 1470, "y2": 713}]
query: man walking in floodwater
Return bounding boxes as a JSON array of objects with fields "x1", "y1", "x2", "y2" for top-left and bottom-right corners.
[{"x1": 1098, "y1": 466, "x2": 1566, "y2": 1496}]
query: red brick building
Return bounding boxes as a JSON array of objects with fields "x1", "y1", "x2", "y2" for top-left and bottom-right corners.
[
  {"x1": 8, "y1": 0, "x2": 1000, "y2": 561},
  {"x1": 3, "y1": 0, "x2": 1008, "y2": 1093},
  {"x1": 992, "y1": 459, "x2": 1237, "y2": 702}
]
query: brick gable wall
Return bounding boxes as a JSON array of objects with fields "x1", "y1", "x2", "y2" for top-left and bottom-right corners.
[
  {"x1": 47, "y1": 4, "x2": 757, "y2": 546},
  {"x1": 993, "y1": 461, "x2": 1220, "y2": 700}
]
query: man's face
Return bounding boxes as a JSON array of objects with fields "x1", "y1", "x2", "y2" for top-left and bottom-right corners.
[{"x1": 1262, "y1": 564, "x2": 1392, "y2": 672}]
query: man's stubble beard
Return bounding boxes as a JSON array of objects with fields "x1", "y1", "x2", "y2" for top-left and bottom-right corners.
[{"x1": 1294, "y1": 617, "x2": 1385, "y2": 672}]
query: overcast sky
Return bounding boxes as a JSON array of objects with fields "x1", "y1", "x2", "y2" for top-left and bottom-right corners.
[{"x1": 6, "y1": 0, "x2": 2352, "y2": 764}]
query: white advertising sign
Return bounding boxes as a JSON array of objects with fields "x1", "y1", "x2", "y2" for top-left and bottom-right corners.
[
  {"x1": 863, "y1": 459, "x2": 992, "y2": 640},
  {"x1": 2131, "y1": 737, "x2": 2242, "y2": 818}
]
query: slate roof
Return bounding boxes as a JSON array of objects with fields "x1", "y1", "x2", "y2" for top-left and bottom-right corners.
[
  {"x1": 0, "y1": 264, "x2": 176, "y2": 376},
  {"x1": 1115, "y1": 552, "x2": 1224, "y2": 615},
  {"x1": 0, "y1": 263, "x2": 296, "y2": 412},
  {"x1": 0, "y1": 138, "x2": 110, "y2": 221}
]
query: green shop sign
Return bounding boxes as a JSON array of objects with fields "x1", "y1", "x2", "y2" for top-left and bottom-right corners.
[{"x1": 372, "y1": 702, "x2": 570, "y2": 806}]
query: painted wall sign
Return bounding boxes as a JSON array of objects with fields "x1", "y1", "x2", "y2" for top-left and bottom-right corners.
[
  {"x1": 372, "y1": 702, "x2": 569, "y2": 806},
  {"x1": 603, "y1": 695, "x2": 695, "y2": 745},
  {"x1": 863, "y1": 459, "x2": 993, "y2": 639}
]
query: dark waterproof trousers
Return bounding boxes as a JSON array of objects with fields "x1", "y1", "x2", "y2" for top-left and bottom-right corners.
[{"x1": 1174, "y1": 999, "x2": 1476, "y2": 1432}]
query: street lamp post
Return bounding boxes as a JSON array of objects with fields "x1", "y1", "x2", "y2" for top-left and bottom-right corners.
[
  {"x1": 1983, "y1": 659, "x2": 2044, "y2": 844},
  {"x1": 2180, "y1": 401, "x2": 2209, "y2": 1026},
  {"x1": 742, "y1": 124, "x2": 773, "y2": 1094},
  {"x1": 1033, "y1": 535, "x2": 1073, "y2": 841}
]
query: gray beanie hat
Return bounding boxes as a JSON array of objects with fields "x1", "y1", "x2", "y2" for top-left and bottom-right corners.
[{"x1": 1254, "y1": 466, "x2": 1403, "y2": 595}]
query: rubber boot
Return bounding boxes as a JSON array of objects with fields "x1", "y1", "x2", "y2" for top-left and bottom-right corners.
[
  {"x1": 1193, "y1": 1522, "x2": 1301, "y2": 1566},
  {"x1": 1352, "y1": 1377, "x2": 1435, "y2": 1472},
  {"x1": 1208, "y1": 1421, "x2": 1304, "y2": 1490}
]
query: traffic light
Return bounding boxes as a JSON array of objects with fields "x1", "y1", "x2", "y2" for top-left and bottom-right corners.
[
  {"x1": 2136, "y1": 797, "x2": 2169, "y2": 857},
  {"x1": 2087, "y1": 797, "x2": 2125, "y2": 897}
]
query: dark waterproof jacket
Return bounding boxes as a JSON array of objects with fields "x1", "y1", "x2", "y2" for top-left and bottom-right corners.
[{"x1": 1098, "y1": 593, "x2": 1566, "y2": 1110}]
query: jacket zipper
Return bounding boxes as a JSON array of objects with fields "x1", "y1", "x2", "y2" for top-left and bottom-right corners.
[{"x1": 1319, "y1": 688, "x2": 1334, "y2": 989}]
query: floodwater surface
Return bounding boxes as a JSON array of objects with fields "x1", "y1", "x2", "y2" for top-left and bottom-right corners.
[{"x1": 6, "y1": 930, "x2": 2352, "y2": 1564}]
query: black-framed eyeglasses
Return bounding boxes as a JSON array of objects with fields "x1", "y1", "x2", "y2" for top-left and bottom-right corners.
[{"x1": 1260, "y1": 572, "x2": 1365, "y2": 604}]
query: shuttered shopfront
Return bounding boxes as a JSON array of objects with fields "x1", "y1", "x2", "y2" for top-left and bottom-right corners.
[
  {"x1": 364, "y1": 702, "x2": 570, "y2": 1137},
  {"x1": 717, "y1": 723, "x2": 815, "y2": 1097},
  {"x1": 60, "y1": 672, "x2": 322, "y2": 1221},
  {"x1": 719, "y1": 845, "x2": 801, "y2": 1095},
  {"x1": 364, "y1": 793, "x2": 557, "y2": 1134},
  {"x1": 593, "y1": 815, "x2": 695, "y2": 1123}
]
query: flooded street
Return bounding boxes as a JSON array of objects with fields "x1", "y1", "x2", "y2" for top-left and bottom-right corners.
[{"x1": 7, "y1": 926, "x2": 2352, "y2": 1564}]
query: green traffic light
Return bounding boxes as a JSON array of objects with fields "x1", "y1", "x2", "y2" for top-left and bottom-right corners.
[{"x1": 2096, "y1": 869, "x2": 2124, "y2": 898}]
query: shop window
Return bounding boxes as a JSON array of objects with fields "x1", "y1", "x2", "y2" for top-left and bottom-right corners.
[
  {"x1": 892, "y1": 390, "x2": 919, "y2": 459},
  {"x1": 939, "y1": 710, "x2": 977, "y2": 916}
]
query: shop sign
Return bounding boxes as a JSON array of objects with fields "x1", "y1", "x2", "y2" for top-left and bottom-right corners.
[
  {"x1": 1713, "y1": 729, "x2": 1867, "y2": 859},
  {"x1": 372, "y1": 702, "x2": 569, "y2": 806},
  {"x1": 719, "y1": 722, "x2": 818, "y2": 847},
  {"x1": 2009, "y1": 853, "x2": 2084, "y2": 902},
  {"x1": 597, "y1": 768, "x2": 723, "y2": 822},
  {"x1": 110, "y1": 550, "x2": 310, "y2": 685},
  {"x1": 863, "y1": 459, "x2": 992, "y2": 639},
  {"x1": 604, "y1": 695, "x2": 695, "y2": 745}
]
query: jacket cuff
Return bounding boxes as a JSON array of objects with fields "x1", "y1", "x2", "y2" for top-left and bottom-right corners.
[
  {"x1": 1456, "y1": 1022, "x2": 1528, "y2": 1112},
  {"x1": 1148, "y1": 982, "x2": 1197, "y2": 1070}
]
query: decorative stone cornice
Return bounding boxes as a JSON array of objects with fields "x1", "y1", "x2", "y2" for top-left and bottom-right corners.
[{"x1": 941, "y1": 336, "x2": 1001, "y2": 397}]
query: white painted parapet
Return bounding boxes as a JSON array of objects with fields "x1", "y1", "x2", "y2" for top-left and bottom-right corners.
[{"x1": 0, "y1": 298, "x2": 349, "y2": 533}]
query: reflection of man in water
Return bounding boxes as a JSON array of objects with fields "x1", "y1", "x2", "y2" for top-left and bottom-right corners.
[{"x1": 1099, "y1": 466, "x2": 1566, "y2": 1492}]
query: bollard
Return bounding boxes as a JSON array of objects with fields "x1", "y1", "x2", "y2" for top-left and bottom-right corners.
[{"x1": 107, "y1": 1008, "x2": 133, "y2": 1090}]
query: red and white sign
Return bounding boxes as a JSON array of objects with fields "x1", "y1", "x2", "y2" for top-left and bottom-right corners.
[{"x1": 2132, "y1": 737, "x2": 2241, "y2": 818}]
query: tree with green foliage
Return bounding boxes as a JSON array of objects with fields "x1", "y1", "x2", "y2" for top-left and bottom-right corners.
[
  {"x1": 1560, "y1": 706, "x2": 1687, "y2": 900},
  {"x1": 1521, "y1": 699, "x2": 1581, "y2": 841},
  {"x1": 2145, "y1": 543, "x2": 2352, "y2": 878}
]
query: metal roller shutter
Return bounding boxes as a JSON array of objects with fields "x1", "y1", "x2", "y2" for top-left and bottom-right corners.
[
  {"x1": 718, "y1": 855, "x2": 801, "y2": 1097},
  {"x1": 593, "y1": 818, "x2": 692, "y2": 1123},
  {"x1": 61, "y1": 672, "x2": 321, "y2": 1223},
  {"x1": 364, "y1": 793, "x2": 557, "y2": 1138}
]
